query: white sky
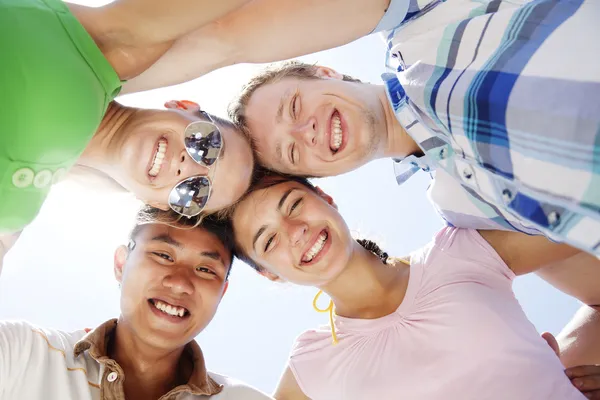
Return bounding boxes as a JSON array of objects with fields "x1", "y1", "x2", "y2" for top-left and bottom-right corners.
[{"x1": 0, "y1": 1, "x2": 582, "y2": 394}]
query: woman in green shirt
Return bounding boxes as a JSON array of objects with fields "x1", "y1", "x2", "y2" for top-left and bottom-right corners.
[{"x1": 0, "y1": 0, "x2": 253, "y2": 233}]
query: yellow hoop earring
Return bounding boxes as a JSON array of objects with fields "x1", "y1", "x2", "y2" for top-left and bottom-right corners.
[{"x1": 313, "y1": 290, "x2": 338, "y2": 345}]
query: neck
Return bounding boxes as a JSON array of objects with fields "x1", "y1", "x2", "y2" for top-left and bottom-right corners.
[
  {"x1": 322, "y1": 244, "x2": 410, "y2": 319},
  {"x1": 111, "y1": 317, "x2": 187, "y2": 399},
  {"x1": 79, "y1": 102, "x2": 135, "y2": 174},
  {"x1": 377, "y1": 86, "x2": 421, "y2": 159}
]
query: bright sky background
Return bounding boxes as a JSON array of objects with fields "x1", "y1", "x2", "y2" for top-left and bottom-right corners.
[{"x1": 0, "y1": 0, "x2": 582, "y2": 394}]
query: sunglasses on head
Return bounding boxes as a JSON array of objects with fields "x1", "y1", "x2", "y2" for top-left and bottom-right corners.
[{"x1": 168, "y1": 111, "x2": 223, "y2": 218}]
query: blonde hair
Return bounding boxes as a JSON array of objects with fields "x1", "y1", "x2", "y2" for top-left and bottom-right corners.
[{"x1": 228, "y1": 60, "x2": 361, "y2": 143}]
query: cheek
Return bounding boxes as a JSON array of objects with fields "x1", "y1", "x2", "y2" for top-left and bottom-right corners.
[{"x1": 134, "y1": 185, "x2": 171, "y2": 207}]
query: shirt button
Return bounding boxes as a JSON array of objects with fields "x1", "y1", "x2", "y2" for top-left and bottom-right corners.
[
  {"x1": 12, "y1": 168, "x2": 35, "y2": 188},
  {"x1": 548, "y1": 211, "x2": 561, "y2": 227},
  {"x1": 33, "y1": 170, "x2": 52, "y2": 189},
  {"x1": 502, "y1": 189, "x2": 513, "y2": 203},
  {"x1": 461, "y1": 166, "x2": 474, "y2": 181},
  {"x1": 439, "y1": 147, "x2": 447, "y2": 160},
  {"x1": 107, "y1": 372, "x2": 118, "y2": 382},
  {"x1": 52, "y1": 168, "x2": 67, "y2": 184}
]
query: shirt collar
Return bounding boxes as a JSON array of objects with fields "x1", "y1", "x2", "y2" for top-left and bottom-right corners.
[{"x1": 73, "y1": 319, "x2": 222, "y2": 397}]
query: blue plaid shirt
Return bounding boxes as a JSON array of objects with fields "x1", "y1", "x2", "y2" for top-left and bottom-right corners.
[{"x1": 380, "y1": 0, "x2": 600, "y2": 255}]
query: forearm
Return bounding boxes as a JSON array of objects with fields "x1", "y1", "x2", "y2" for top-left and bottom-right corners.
[
  {"x1": 102, "y1": 0, "x2": 252, "y2": 45},
  {"x1": 122, "y1": 0, "x2": 388, "y2": 93},
  {"x1": 0, "y1": 232, "x2": 21, "y2": 277},
  {"x1": 536, "y1": 253, "x2": 600, "y2": 306},
  {"x1": 557, "y1": 305, "x2": 600, "y2": 368}
]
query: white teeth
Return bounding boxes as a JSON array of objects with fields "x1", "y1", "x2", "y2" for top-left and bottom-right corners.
[
  {"x1": 149, "y1": 140, "x2": 167, "y2": 177},
  {"x1": 152, "y1": 300, "x2": 186, "y2": 318},
  {"x1": 330, "y1": 115, "x2": 343, "y2": 151},
  {"x1": 303, "y1": 232, "x2": 328, "y2": 263}
]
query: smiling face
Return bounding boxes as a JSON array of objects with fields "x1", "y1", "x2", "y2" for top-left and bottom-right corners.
[
  {"x1": 115, "y1": 223, "x2": 232, "y2": 349},
  {"x1": 110, "y1": 106, "x2": 253, "y2": 213},
  {"x1": 232, "y1": 180, "x2": 354, "y2": 287},
  {"x1": 241, "y1": 68, "x2": 386, "y2": 177}
]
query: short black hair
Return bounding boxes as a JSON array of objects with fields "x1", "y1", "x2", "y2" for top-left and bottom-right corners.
[{"x1": 130, "y1": 206, "x2": 236, "y2": 279}]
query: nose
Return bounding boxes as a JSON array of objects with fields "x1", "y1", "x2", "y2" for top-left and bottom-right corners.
[
  {"x1": 287, "y1": 220, "x2": 309, "y2": 247},
  {"x1": 162, "y1": 266, "x2": 195, "y2": 295},
  {"x1": 292, "y1": 117, "x2": 318, "y2": 147},
  {"x1": 176, "y1": 149, "x2": 209, "y2": 180}
]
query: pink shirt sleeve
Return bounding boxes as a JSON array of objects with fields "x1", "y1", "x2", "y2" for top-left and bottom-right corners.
[{"x1": 411, "y1": 227, "x2": 515, "y2": 302}]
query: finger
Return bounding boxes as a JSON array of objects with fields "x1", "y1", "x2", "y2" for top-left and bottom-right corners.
[
  {"x1": 541, "y1": 332, "x2": 560, "y2": 357},
  {"x1": 566, "y1": 365, "x2": 600, "y2": 378},
  {"x1": 584, "y1": 390, "x2": 600, "y2": 399},
  {"x1": 572, "y1": 375, "x2": 600, "y2": 392}
]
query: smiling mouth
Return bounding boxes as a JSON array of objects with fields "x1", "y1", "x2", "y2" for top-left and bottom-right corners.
[
  {"x1": 301, "y1": 230, "x2": 329, "y2": 264},
  {"x1": 148, "y1": 138, "x2": 167, "y2": 178},
  {"x1": 329, "y1": 110, "x2": 344, "y2": 154},
  {"x1": 148, "y1": 298, "x2": 190, "y2": 318}
]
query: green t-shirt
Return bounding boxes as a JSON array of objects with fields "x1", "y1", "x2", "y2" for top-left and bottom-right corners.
[{"x1": 0, "y1": 0, "x2": 122, "y2": 232}]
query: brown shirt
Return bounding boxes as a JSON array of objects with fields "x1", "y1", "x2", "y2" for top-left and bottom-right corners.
[{"x1": 73, "y1": 319, "x2": 222, "y2": 400}]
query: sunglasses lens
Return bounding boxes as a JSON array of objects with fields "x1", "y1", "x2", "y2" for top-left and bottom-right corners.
[
  {"x1": 169, "y1": 176, "x2": 211, "y2": 217},
  {"x1": 184, "y1": 122, "x2": 222, "y2": 166}
]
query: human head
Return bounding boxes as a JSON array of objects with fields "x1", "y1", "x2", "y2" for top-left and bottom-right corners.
[
  {"x1": 114, "y1": 205, "x2": 235, "y2": 350},
  {"x1": 228, "y1": 61, "x2": 389, "y2": 177},
  {"x1": 98, "y1": 100, "x2": 254, "y2": 215},
  {"x1": 230, "y1": 170, "x2": 390, "y2": 288}
]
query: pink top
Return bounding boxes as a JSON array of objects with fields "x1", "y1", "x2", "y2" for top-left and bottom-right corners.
[{"x1": 289, "y1": 228, "x2": 584, "y2": 400}]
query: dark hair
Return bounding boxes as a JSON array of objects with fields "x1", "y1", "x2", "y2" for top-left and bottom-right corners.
[
  {"x1": 130, "y1": 205, "x2": 236, "y2": 279},
  {"x1": 230, "y1": 170, "x2": 391, "y2": 274}
]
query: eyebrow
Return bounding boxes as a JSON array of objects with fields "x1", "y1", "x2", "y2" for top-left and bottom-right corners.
[
  {"x1": 274, "y1": 89, "x2": 294, "y2": 166},
  {"x1": 151, "y1": 234, "x2": 182, "y2": 249},
  {"x1": 251, "y1": 188, "x2": 297, "y2": 252},
  {"x1": 276, "y1": 89, "x2": 292, "y2": 123},
  {"x1": 200, "y1": 251, "x2": 227, "y2": 269},
  {"x1": 275, "y1": 142, "x2": 282, "y2": 164}
]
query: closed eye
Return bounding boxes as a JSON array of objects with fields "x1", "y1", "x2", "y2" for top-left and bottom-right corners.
[
  {"x1": 153, "y1": 252, "x2": 174, "y2": 262},
  {"x1": 290, "y1": 94, "x2": 298, "y2": 119},
  {"x1": 290, "y1": 143, "x2": 297, "y2": 165},
  {"x1": 264, "y1": 235, "x2": 275, "y2": 252},
  {"x1": 289, "y1": 198, "x2": 302, "y2": 215},
  {"x1": 195, "y1": 266, "x2": 216, "y2": 275}
]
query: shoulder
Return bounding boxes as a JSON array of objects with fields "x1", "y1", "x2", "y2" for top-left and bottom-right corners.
[
  {"x1": 289, "y1": 325, "x2": 336, "y2": 359},
  {"x1": 207, "y1": 372, "x2": 272, "y2": 399},
  {"x1": 0, "y1": 321, "x2": 85, "y2": 353}
]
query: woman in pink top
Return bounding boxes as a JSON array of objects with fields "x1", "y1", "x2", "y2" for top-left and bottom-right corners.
[{"x1": 230, "y1": 174, "x2": 600, "y2": 400}]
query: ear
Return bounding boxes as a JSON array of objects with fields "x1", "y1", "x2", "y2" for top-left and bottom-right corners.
[
  {"x1": 314, "y1": 66, "x2": 344, "y2": 80},
  {"x1": 164, "y1": 100, "x2": 201, "y2": 114},
  {"x1": 258, "y1": 269, "x2": 282, "y2": 282},
  {"x1": 314, "y1": 186, "x2": 338, "y2": 209},
  {"x1": 147, "y1": 201, "x2": 170, "y2": 211},
  {"x1": 114, "y1": 245, "x2": 128, "y2": 284}
]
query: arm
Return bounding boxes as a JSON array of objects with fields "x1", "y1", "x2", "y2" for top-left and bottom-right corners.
[
  {"x1": 0, "y1": 232, "x2": 21, "y2": 277},
  {"x1": 536, "y1": 253, "x2": 600, "y2": 307},
  {"x1": 552, "y1": 306, "x2": 600, "y2": 397},
  {"x1": 101, "y1": 0, "x2": 252, "y2": 45},
  {"x1": 477, "y1": 230, "x2": 581, "y2": 276},
  {"x1": 273, "y1": 366, "x2": 311, "y2": 400},
  {"x1": 557, "y1": 305, "x2": 600, "y2": 368},
  {"x1": 122, "y1": 0, "x2": 390, "y2": 93}
]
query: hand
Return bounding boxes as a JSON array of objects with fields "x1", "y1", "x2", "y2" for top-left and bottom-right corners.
[
  {"x1": 566, "y1": 365, "x2": 600, "y2": 399},
  {"x1": 542, "y1": 332, "x2": 600, "y2": 398}
]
